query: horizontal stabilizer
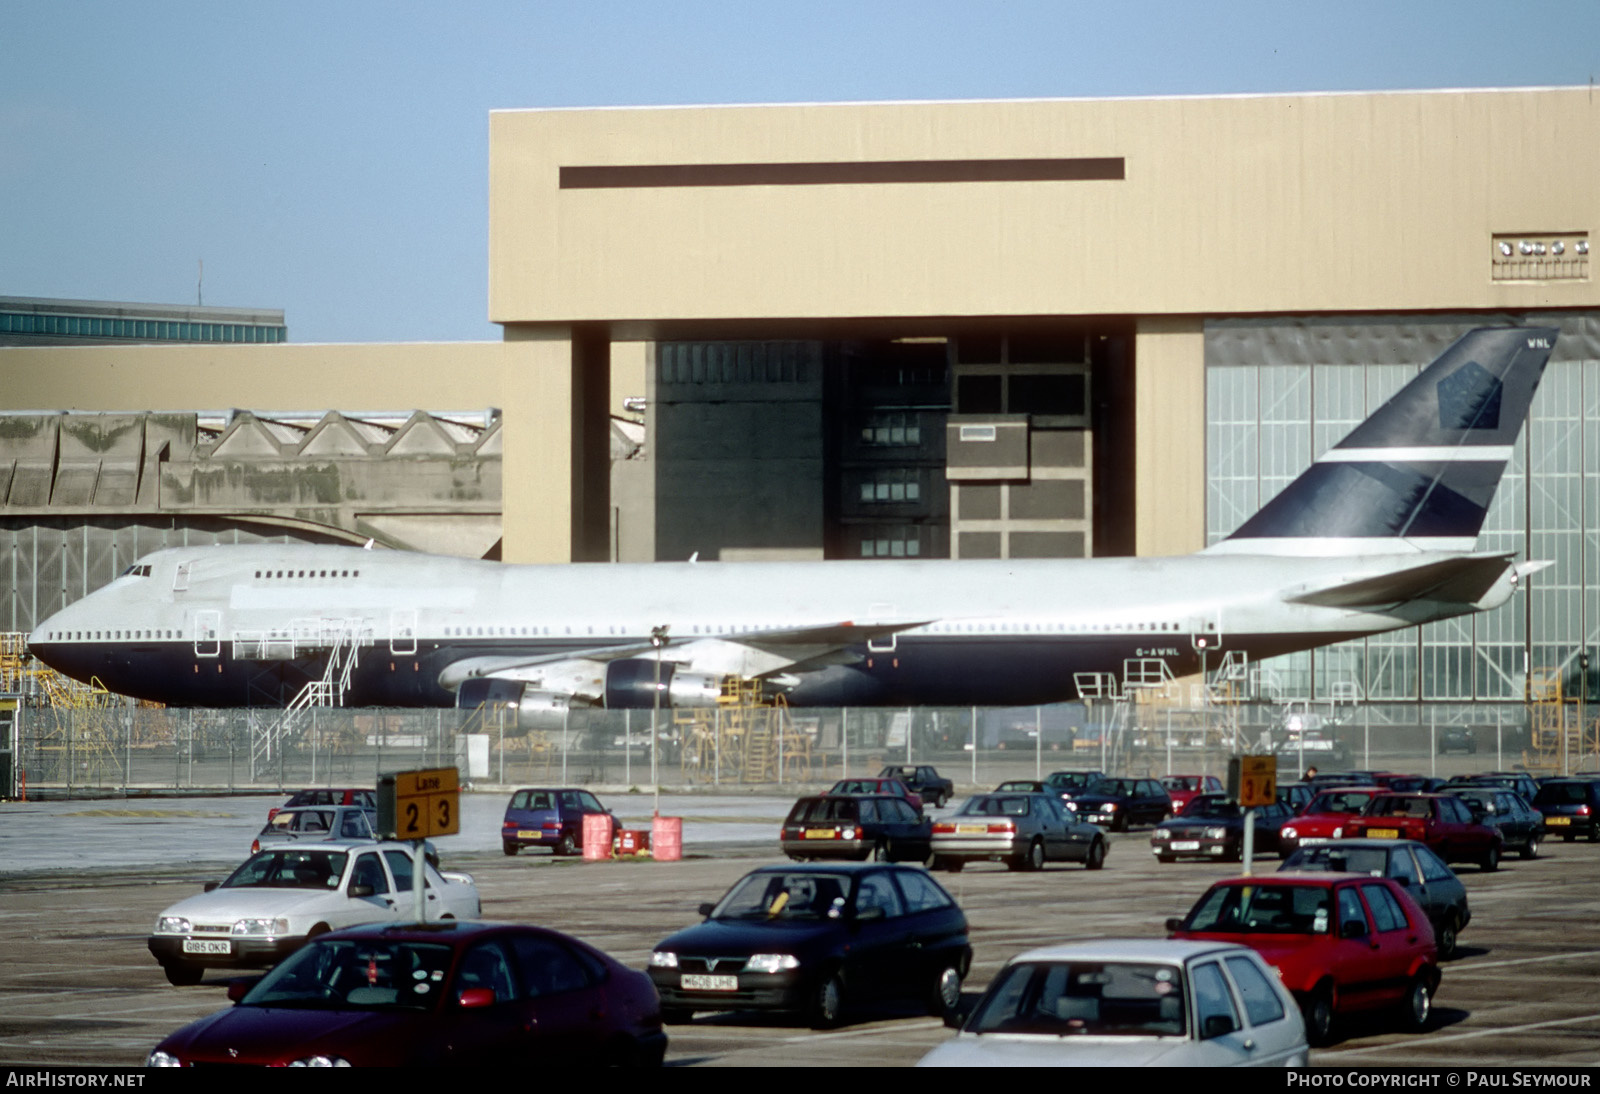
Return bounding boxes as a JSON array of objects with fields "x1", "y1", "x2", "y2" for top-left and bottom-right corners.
[{"x1": 1288, "y1": 553, "x2": 1519, "y2": 609}]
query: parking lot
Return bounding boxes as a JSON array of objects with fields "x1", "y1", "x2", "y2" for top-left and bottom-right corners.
[{"x1": 1, "y1": 789, "x2": 1598, "y2": 1067}]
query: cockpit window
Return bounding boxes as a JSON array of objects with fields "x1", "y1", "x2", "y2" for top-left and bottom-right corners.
[{"x1": 119, "y1": 564, "x2": 153, "y2": 578}]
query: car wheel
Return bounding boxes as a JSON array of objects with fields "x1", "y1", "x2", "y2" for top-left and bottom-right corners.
[
  {"x1": 162, "y1": 961, "x2": 203, "y2": 987},
  {"x1": 1589, "y1": 826, "x2": 1600, "y2": 844},
  {"x1": 555, "y1": 833, "x2": 577, "y2": 857},
  {"x1": 1302, "y1": 983, "x2": 1336, "y2": 1046},
  {"x1": 502, "y1": 842, "x2": 518, "y2": 856},
  {"x1": 660, "y1": 1006, "x2": 694, "y2": 1025},
  {"x1": 1112, "y1": 814, "x2": 1128, "y2": 833},
  {"x1": 943, "y1": 857, "x2": 964, "y2": 873},
  {"x1": 1436, "y1": 915, "x2": 1458, "y2": 960},
  {"x1": 1085, "y1": 838, "x2": 1106, "y2": 870},
  {"x1": 928, "y1": 963, "x2": 963, "y2": 1019},
  {"x1": 1027, "y1": 839, "x2": 1045, "y2": 872},
  {"x1": 871, "y1": 840, "x2": 892, "y2": 863},
  {"x1": 1156, "y1": 853, "x2": 1175, "y2": 864},
  {"x1": 1521, "y1": 837, "x2": 1539, "y2": 860},
  {"x1": 1400, "y1": 973, "x2": 1432, "y2": 1032},
  {"x1": 810, "y1": 971, "x2": 846, "y2": 1029},
  {"x1": 1481, "y1": 844, "x2": 1500, "y2": 872},
  {"x1": 1564, "y1": 833, "x2": 1576, "y2": 843}
]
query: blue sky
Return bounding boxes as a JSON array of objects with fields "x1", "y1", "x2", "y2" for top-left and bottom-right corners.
[{"x1": 4, "y1": 1, "x2": 1596, "y2": 343}]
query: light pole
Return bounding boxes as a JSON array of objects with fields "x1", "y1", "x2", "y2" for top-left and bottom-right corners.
[{"x1": 650, "y1": 625, "x2": 669, "y2": 816}]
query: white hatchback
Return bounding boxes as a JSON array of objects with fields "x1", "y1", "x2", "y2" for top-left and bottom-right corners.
[
  {"x1": 147, "y1": 842, "x2": 480, "y2": 985},
  {"x1": 918, "y1": 939, "x2": 1308, "y2": 1067}
]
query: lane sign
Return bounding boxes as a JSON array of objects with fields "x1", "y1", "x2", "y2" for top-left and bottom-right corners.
[{"x1": 377, "y1": 766, "x2": 460, "y2": 839}]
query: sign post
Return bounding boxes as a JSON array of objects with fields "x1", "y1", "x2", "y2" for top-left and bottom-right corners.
[
  {"x1": 377, "y1": 766, "x2": 460, "y2": 922},
  {"x1": 1227, "y1": 754, "x2": 1277, "y2": 877}
]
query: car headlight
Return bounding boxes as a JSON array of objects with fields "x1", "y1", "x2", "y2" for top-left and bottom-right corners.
[
  {"x1": 1283, "y1": 826, "x2": 1299, "y2": 839},
  {"x1": 746, "y1": 953, "x2": 800, "y2": 974},
  {"x1": 146, "y1": 1050, "x2": 182, "y2": 1067},
  {"x1": 1203, "y1": 827, "x2": 1228, "y2": 840},
  {"x1": 1102, "y1": 803, "x2": 1118, "y2": 811},
  {"x1": 156, "y1": 917, "x2": 191, "y2": 934},
  {"x1": 650, "y1": 951, "x2": 679, "y2": 968},
  {"x1": 231, "y1": 917, "x2": 289, "y2": 936},
  {"x1": 1152, "y1": 829, "x2": 1171, "y2": 841},
  {"x1": 1064, "y1": 801, "x2": 1078, "y2": 811},
  {"x1": 289, "y1": 1056, "x2": 351, "y2": 1067},
  {"x1": 1332, "y1": 826, "x2": 1344, "y2": 838}
]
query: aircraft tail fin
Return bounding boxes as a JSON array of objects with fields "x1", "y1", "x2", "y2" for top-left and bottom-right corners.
[{"x1": 1210, "y1": 326, "x2": 1557, "y2": 555}]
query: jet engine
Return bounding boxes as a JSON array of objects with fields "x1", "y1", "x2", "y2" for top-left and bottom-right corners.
[
  {"x1": 603, "y1": 658, "x2": 723, "y2": 710},
  {"x1": 455, "y1": 678, "x2": 572, "y2": 733}
]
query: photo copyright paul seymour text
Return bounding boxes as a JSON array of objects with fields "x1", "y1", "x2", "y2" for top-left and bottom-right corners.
[{"x1": 1288, "y1": 1076, "x2": 1592, "y2": 1088}]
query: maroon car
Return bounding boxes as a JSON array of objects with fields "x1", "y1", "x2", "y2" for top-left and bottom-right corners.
[
  {"x1": 1344, "y1": 793, "x2": 1504, "y2": 871},
  {"x1": 146, "y1": 921, "x2": 667, "y2": 1067}
]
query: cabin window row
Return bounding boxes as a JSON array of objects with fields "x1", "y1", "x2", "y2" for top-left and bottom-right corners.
[{"x1": 255, "y1": 570, "x2": 360, "y2": 579}]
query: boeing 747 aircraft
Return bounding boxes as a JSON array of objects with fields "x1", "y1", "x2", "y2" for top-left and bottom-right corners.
[{"x1": 27, "y1": 327, "x2": 1556, "y2": 726}]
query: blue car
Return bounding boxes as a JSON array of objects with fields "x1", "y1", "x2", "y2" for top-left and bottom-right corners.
[{"x1": 501, "y1": 787, "x2": 616, "y2": 856}]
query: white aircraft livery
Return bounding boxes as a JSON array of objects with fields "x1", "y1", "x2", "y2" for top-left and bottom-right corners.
[{"x1": 28, "y1": 327, "x2": 1556, "y2": 724}]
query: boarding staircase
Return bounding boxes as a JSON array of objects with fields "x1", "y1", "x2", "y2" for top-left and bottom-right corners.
[{"x1": 249, "y1": 619, "x2": 372, "y2": 774}]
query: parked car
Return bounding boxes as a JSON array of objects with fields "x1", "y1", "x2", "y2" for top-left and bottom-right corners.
[
  {"x1": 1278, "y1": 839, "x2": 1470, "y2": 959},
  {"x1": 1343, "y1": 792, "x2": 1504, "y2": 871},
  {"x1": 148, "y1": 843, "x2": 481, "y2": 986},
  {"x1": 877, "y1": 765, "x2": 955, "y2": 809},
  {"x1": 1277, "y1": 787, "x2": 1386, "y2": 855},
  {"x1": 147, "y1": 921, "x2": 666, "y2": 1066},
  {"x1": 648, "y1": 863, "x2": 971, "y2": 1028},
  {"x1": 1437, "y1": 726, "x2": 1478, "y2": 755},
  {"x1": 827, "y1": 776, "x2": 923, "y2": 813},
  {"x1": 501, "y1": 787, "x2": 616, "y2": 856},
  {"x1": 918, "y1": 939, "x2": 1308, "y2": 1067},
  {"x1": 930, "y1": 791, "x2": 1107, "y2": 872},
  {"x1": 1066, "y1": 777, "x2": 1172, "y2": 831},
  {"x1": 1449, "y1": 771, "x2": 1541, "y2": 805},
  {"x1": 1277, "y1": 781, "x2": 1315, "y2": 815},
  {"x1": 1160, "y1": 775, "x2": 1224, "y2": 815},
  {"x1": 267, "y1": 787, "x2": 376, "y2": 822},
  {"x1": 1442, "y1": 786, "x2": 1544, "y2": 859},
  {"x1": 252, "y1": 805, "x2": 378, "y2": 853},
  {"x1": 1531, "y1": 777, "x2": 1600, "y2": 842},
  {"x1": 1150, "y1": 795, "x2": 1293, "y2": 863},
  {"x1": 1043, "y1": 769, "x2": 1107, "y2": 806},
  {"x1": 781, "y1": 795, "x2": 931, "y2": 863},
  {"x1": 1167, "y1": 873, "x2": 1440, "y2": 1045},
  {"x1": 994, "y1": 779, "x2": 1048, "y2": 793}
]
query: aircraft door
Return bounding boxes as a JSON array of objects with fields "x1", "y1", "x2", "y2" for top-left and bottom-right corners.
[
  {"x1": 389, "y1": 609, "x2": 418, "y2": 656},
  {"x1": 867, "y1": 602, "x2": 897, "y2": 653},
  {"x1": 172, "y1": 562, "x2": 192, "y2": 592},
  {"x1": 193, "y1": 610, "x2": 222, "y2": 658}
]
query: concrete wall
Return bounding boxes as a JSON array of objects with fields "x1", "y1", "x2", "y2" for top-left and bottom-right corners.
[{"x1": 490, "y1": 89, "x2": 1599, "y2": 325}]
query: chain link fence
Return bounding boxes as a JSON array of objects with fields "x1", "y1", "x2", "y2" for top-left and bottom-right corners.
[{"x1": 6, "y1": 696, "x2": 1589, "y2": 800}]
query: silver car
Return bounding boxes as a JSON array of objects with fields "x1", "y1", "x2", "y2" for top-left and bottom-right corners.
[
  {"x1": 919, "y1": 939, "x2": 1308, "y2": 1067},
  {"x1": 148, "y1": 841, "x2": 480, "y2": 985},
  {"x1": 930, "y1": 792, "x2": 1107, "y2": 872}
]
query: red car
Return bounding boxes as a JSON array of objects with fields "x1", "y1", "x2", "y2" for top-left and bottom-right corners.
[
  {"x1": 1277, "y1": 786, "x2": 1386, "y2": 855},
  {"x1": 1168, "y1": 873, "x2": 1439, "y2": 1045},
  {"x1": 1161, "y1": 774, "x2": 1224, "y2": 815},
  {"x1": 267, "y1": 787, "x2": 376, "y2": 822},
  {"x1": 146, "y1": 921, "x2": 667, "y2": 1067},
  {"x1": 1343, "y1": 792, "x2": 1504, "y2": 871}
]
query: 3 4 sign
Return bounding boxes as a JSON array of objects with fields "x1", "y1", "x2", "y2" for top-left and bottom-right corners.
[
  {"x1": 377, "y1": 767, "x2": 460, "y2": 840},
  {"x1": 1227, "y1": 755, "x2": 1277, "y2": 809}
]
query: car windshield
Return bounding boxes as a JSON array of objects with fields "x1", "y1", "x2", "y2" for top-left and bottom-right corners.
[
  {"x1": 1283, "y1": 846, "x2": 1390, "y2": 875},
  {"x1": 711, "y1": 872, "x2": 852, "y2": 921},
  {"x1": 1308, "y1": 790, "x2": 1376, "y2": 814},
  {"x1": 1046, "y1": 772, "x2": 1098, "y2": 790},
  {"x1": 1181, "y1": 795, "x2": 1242, "y2": 819},
  {"x1": 222, "y1": 849, "x2": 349, "y2": 890},
  {"x1": 1087, "y1": 778, "x2": 1137, "y2": 796},
  {"x1": 1185, "y1": 883, "x2": 1332, "y2": 934},
  {"x1": 1534, "y1": 782, "x2": 1593, "y2": 805},
  {"x1": 1368, "y1": 796, "x2": 1431, "y2": 818},
  {"x1": 510, "y1": 790, "x2": 555, "y2": 810},
  {"x1": 969, "y1": 961, "x2": 1186, "y2": 1038},
  {"x1": 958, "y1": 795, "x2": 1031, "y2": 817},
  {"x1": 243, "y1": 938, "x2": 454, "y2": 1010},
  {"x1": 1162, "y1": 777, "x2": 1201, "y2": 791},
  {"x1": 831, "y1": 780, "x2": 890, "y2": 795},
  {"x1": 786, "y1": 798, "x2": 860, "y2": 823}
]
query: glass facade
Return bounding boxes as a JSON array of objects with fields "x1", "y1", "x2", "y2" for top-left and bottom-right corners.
[
  {"x1": 1205, "y1": 315, "x2": 1600, "y2": 702},
  {"x1": 0, "y1": 311, "x2": 285, "y2": 343}
]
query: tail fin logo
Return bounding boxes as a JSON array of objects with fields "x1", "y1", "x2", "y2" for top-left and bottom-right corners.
[
  {"x1": 1528, "y1": 337, "x2": 1551, "y2": 349},
  {"x1": 1436, "y1": 361, "x2": 1502, "y2": 431}
]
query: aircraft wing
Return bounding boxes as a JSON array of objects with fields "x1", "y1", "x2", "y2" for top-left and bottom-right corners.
[
  {"x1": 437, "y1": 618, "x2": 930, "y2": 693},
  {"x1": 1286, "y1": 552, "x2": 1529, "y2": 610}
]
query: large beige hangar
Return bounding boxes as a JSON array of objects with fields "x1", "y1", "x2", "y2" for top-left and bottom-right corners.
[{"x1": 2, "y1": 86, "x2": 1597, "y2": 699}]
